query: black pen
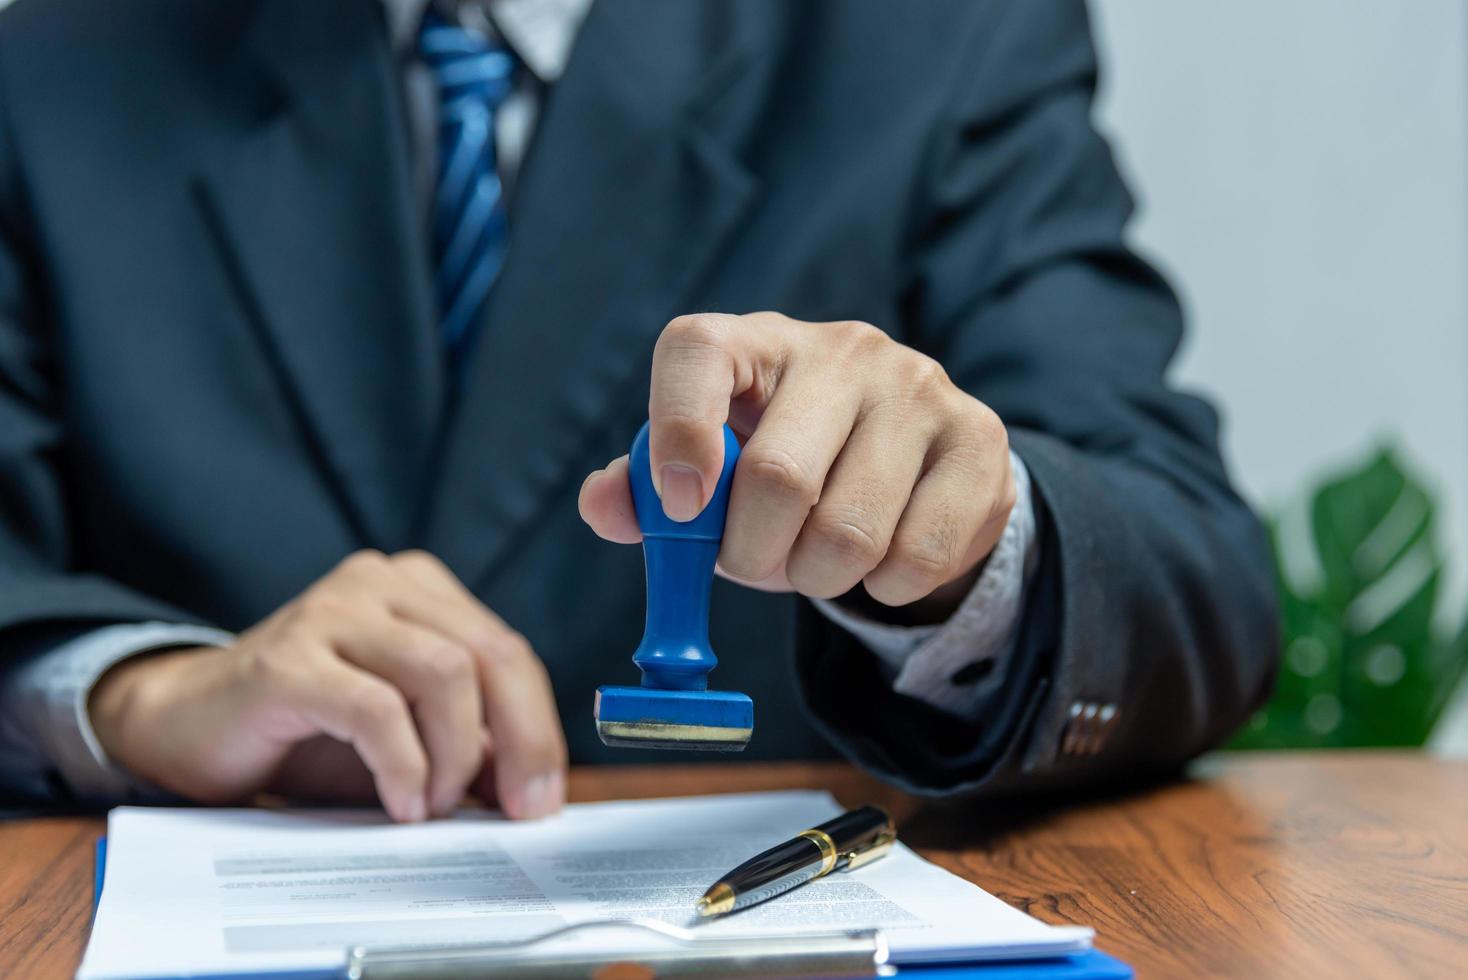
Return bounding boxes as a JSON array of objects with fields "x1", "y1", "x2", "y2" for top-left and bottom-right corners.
[{"x1": 695, "y1": 805, "x2": 897, "y2": 917}]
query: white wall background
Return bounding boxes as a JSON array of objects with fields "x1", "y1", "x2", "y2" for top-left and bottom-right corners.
[{"x1": 1089, "y1": 0, "x2": 1468, "y2": 751}]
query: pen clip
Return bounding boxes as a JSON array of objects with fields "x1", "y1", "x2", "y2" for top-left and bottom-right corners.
[{"x1": 842, "y1": 828, "x2": 897, "y2": 871}]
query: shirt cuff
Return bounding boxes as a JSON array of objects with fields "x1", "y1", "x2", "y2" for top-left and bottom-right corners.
[
  {"x1": 0, "y1": 622, "x2": 235, "y2": 805},
  {"x1": 809, "y1": 449, "x2": 1039, "y2": 720}
]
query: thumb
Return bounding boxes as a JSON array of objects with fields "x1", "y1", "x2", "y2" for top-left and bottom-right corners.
[{"x1": 578, "y1": 457, "x2": 643, "y2": 544}]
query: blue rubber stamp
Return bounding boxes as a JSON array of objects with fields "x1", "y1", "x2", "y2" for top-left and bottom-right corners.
[{"x1": 593, "y1": 421, "x2": 754, "y2": 751}]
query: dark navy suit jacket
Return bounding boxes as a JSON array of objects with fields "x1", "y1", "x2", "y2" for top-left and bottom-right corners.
[{"x1": 0, "y1": 0, "x2": 1277, "y2": 794}]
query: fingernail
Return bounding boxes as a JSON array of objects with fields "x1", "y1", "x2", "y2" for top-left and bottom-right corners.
[
  {"x1": 405, "y1": 794, "x2": 428, "y2": 823},
  {"x1": 659, "y1": 465, "x2": 704, "y2": 522}
]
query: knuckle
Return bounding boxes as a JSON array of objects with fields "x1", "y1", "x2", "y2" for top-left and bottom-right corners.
[
  {"x1": 457, "y1": 624, "x2": 504, "y2": 661},
  {"x1": 902, "y1": 350, "x2": 951, "y2": 395},
  {"x1": 337, "y1": 548, "x2": 389, "y2": 577},
  {"x1": 350, "y1": 683, "x2": 408, "y2": 727},
  {"x1": 890, "y1": 530, "x2": 958, "y2": 587},
  {"x1": 715, "y1": 544, "x2": 778, "y2": 584},
  {"x1": 835, "y1": 319, "x2": 886, "y2": 353},
  {"x1": 654, "y1": 410, "x2": 714, "y2": 448},
  {"x1": 969, "y1": 399, "x2": 1007, "y2": 446},
  {"x1": 279, "y1": 598, "x2": 313, "y2": 629},
  {"x1": 741, "y1": 445, "x2": 822, "y2": 506},
  {"x1": 747, "y1": 309, "x2": 790, "y2": 327},
  {"x1": 243, "y1": 644, "x2": 296, "y2": 690},
  {"x1": 393, "y1": 549, "x2": 446, "y2": 575},
  {"x1": 806, "y1": 511, "x2": 887, "y2": 568},
  {"x1": 943, "y1": 400, "x2": 1007, "y2": 470},
  {"x1": 417, "y1": 643, "x2": 476, "y2": 686},
  {"x1": 293, "y1": 588, "x2": 351, "y2": 624},
  {"x1": 659, "y1": 313, "x2": 728, "y2": 353},
  {"x1": 479, "y1": 629, "x2": 535, "y2": 671}
]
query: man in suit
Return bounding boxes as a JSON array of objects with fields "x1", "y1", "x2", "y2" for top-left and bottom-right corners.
[{"x1": 0, "y1": 0, "x2": 1277, "y2": 822}]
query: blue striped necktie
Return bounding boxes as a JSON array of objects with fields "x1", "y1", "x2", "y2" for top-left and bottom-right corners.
[{"x1": 419, "y1": 11, "x2": 516, "y2": 360}]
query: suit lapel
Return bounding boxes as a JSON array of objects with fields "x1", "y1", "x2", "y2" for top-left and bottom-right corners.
[
  {"x1": 194, "y1": 0, "x2": 441, "y2": 552},
  {"x1": 424, "y1": 0, "x2": 763, "y2": 587}
]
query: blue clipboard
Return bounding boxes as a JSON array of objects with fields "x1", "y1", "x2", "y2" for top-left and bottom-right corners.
[
  {"x1": 896, "y1": 951, "x2": 1132, "y2": 978},
  {"x1": 94, "y1": 837, "x2": 1132, "y2": 978}
]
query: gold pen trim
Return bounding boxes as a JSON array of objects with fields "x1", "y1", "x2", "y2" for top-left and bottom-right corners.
[
  {"x1": 843, "y1": 829, "x2": 897, "y2": 870},
  {"x1": 695, "y1": 881, "x2": 736, "y2": 917},
  {"x1": 798, "y1": 828, "x2": 839, "y2": 876}
]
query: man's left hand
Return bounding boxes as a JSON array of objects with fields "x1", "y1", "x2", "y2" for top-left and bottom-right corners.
[{"x1": 579, "y1": 312, "x2": 1015, "y2": 612}]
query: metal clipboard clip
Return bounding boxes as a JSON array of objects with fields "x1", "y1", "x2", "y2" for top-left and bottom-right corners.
[{"x1": 345, "y1": 917, "x2": 894, "y2": 978}]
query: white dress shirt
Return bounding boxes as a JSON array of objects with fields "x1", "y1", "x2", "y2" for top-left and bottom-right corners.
[{"x1": 0, "y1": 0, "x2": 1040, "y2": 805}]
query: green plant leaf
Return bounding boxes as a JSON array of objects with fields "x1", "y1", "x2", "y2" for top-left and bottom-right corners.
[{"x1": 1231, "y1": 444, "x2": 1468, "y2": 750}]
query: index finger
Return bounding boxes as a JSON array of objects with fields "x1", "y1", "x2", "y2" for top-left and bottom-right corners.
[
  {"x1": 386, "y1": 553, "x2": 567, "y2": 820},
  {"x1": 289, "y1": 653, "x2": 430, "y2": 824},
  {"x1": 647, "y1": 313, "x2": 784, "y2": 521},
  {"x1": 472, "y1": 631, "x2": 567, "y2": 820}
]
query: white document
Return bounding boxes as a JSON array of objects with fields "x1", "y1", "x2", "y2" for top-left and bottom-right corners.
[{"x1": 80, "y1": 790, "x2": 1091, "y2": 979}]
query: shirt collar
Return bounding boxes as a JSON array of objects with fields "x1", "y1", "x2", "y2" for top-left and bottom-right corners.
[{"x1": 380, "y1": 0, "x2": 593, "y2": 83}]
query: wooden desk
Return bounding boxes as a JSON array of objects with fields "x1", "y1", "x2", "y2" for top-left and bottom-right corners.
[{"x1": 2, "y1": 751, "x2": 1464, "y2": 978}]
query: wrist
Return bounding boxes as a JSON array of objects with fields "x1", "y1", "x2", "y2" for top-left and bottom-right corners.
[{"x1": 89, "y1": 645, "x2": 223, "y2": 777}]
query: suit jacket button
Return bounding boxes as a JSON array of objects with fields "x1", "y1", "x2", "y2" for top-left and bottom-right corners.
[
  {"x1": 1089, "y1": 703, "x2": 1117, "y2": 753},
  {"x1": 1080, "y1": 702, "x2": 1101, "y2": 754},
  {"x1": 1061, "y1": 701, "x2": 1085, "y2": 756}
]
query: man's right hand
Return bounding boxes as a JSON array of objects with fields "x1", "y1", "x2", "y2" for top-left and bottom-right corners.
[{"x1": 88, "y1": 550, "x2": 567, "y2": 822}]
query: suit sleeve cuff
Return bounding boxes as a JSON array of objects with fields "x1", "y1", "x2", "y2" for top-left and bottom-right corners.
[
  {"x1": 0, "y1": 622, "x2": 235, "y2": 804},
  {"x1": 808, "y1": 449, "x2": 1039, "y2": 719}
]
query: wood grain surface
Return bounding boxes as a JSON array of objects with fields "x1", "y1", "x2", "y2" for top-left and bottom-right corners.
[{"x1": 2, "y1": 751, "x2": 1464, "y2": 978}]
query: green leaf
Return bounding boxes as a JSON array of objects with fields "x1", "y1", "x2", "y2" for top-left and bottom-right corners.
[{"x1": 1231, "y1": 444, "x2": 1468, "y2": 749}]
